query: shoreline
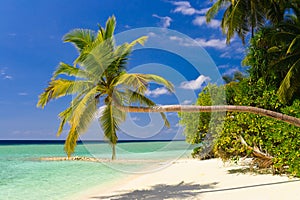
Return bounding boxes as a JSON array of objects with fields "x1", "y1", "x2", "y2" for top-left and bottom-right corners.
[{"x1": 75, "y1": 158, "x2": 299, "y2": 200}]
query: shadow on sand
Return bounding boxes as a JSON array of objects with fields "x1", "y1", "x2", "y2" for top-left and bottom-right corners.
[
  {"x1": 91, "y1": 181, "x2": 218, "y2": 200},
  {"x1": 91, "y1": 179, "x2": 300, "y2": 199}
]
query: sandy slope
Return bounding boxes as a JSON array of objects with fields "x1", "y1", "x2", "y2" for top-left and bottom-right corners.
[{"x1": 77, "y1": 158, "x2": 299, "y2": 200}]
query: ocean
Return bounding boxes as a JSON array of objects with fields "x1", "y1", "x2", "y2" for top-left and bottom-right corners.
[{"x1": 0, "y1": 141, "x2": 195, "y2": 200}]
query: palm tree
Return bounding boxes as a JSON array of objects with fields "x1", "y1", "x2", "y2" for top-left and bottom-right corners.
[
  {"x1": 205, "y1": 0, "x2": 300, "y2": 44},
  {"x1": 206, "y1": 0, "x2": 269, "y2": 44},
  {"x1": 37, "y1": 16, "x2": 174, "y2": 160},
  {"x1": 267, "y1": 14, "x2": 300, "y2": 103}
]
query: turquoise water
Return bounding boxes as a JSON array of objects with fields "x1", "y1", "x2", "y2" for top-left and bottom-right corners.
[{"x1": 0, "y1": 141, "x2": 195, "y2": 200}]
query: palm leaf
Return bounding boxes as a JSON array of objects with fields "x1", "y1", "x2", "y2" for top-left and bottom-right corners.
[
  {"x1": 63, "y1": 29, "x2": 96, "y2": 52},
  {"x1": 206, "y1": 0, "x2": 228, "y2": 22},
  {"x1": 99, "y1": 103, "x2": 126, "y2": 145},
  {"x1": 70, "y1": 86, "x2": 99, "y2": 128},
  {"x1": 37, "y1": 79, "x2": 93, "y2": 108},
  {"x1": 79, "y1": 38, "x2": 116, "y2": 77},
  {"x1": 57, "y1": 107, "x2": 72, "y2": 137},
  {"x1": 116, "y1": 73, "x2": 174, "y2": 94},
  {"x1": 52, "y1": 62, "x2": 94, "y2": 80},
  {"x1": 278, "y1": 57, "x2": 300, "y2": 103},
  {"x1": 64, "y1": 126, "x2": 79, "y2": 158},
  {"x1": 287, "y1": 35, "x2": 300, "y2": 54},
  {"x1": 104, "y1": 16, "x2": 116, "y2": 39}
]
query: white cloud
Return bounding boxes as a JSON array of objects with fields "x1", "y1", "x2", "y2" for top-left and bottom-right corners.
[
  {"x1": 145, "y1": 87, "x2": 170, "y2": 97},
  {"x1": 18, "y1": 92, "x2": 28, "y2": 96},
  {"x1": 147, "y1": 32, "x2": 157, "y2": 37},
  {"x1": 169, "y1": 35, "x2": 227, "y2": 50},
  {"x1": 124, "y1": 25, "x2": 131, "y2": 29},
  {"x1": 0, "y1": 68, "x2": 13, "y2": 80},
  {"x1": 181, "y1": 100, "x2": 192, "y2": 105},
  {"x1": 180, "y1": 75, "x2": 210, "y2": 90},
  {"x1": 169, "y1": 35, "x2": 199, "y2": 47},
  {"x1": 4, "y1": 75, "x2": 12, "y2": 80},
  {"x1": 193, "y1": 16, "x2": 220, "y2": 28},
  {"x1": 195, "y1": 38, "x2": 227, "y2": 49},
  {"x1": 171, "y1": 1, "x2": 208, "y2": 15},
  {"x1": 218, "y1": 64, "x2": 230, "y2": 69},
  {"x1": 222, "y1": 67, "x2": 240, "y2": 76},
  {"x1": 152, "y1": 14, "x2": 172, "y2": 28},
  {"x1": 130, "y1": 116, "x2": 140, "y2": 121}
]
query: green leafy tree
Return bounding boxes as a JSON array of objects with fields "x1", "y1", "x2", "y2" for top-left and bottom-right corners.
[
  {"x1": 37, "y1": 16, "x2": 174, "y2": 159},
  {"x1": 206, "y1": 0, "x2": 298, "y2": 44},
  {"x1": 206, "y1": 0, "x2": 269, "y2": 44},
  {"x1": 179, "y1": 80, "x2": 300, "y2": 177},
  {"x1": 268, "y1": 15, "x2": 300, "y2": 103},
  {"x1": 244, "y1": 11, "x2": 300, "y2": 103}
]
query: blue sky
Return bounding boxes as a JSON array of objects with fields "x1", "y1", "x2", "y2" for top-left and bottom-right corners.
[{"x1": 0, "y1": 0, "x2": 246, "y2": 140}]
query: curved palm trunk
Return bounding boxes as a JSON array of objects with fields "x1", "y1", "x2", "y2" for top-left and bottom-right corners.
[{"x1": 115, "y1": 104, "x2": 300, "y2": 127}]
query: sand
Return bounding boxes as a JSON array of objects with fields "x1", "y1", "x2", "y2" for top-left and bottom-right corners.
[{"x1": 76, "y1": 158, "x2": 299, "y2": 200}]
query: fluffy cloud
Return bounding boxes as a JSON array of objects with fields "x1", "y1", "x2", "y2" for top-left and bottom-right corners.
[
  {"x1": 193, "y1": 16, "x2": 220, "y2": 28},
  {"x1": 222, "y1": 67, "x2": 240, "y2": 76},
  {"x1": 18, "y1": 92, "x2": 28, "y2": 96},
  {"x1": 145, "y1": 87, "x2": 170, "y2": 97},
  {"x1": 195, "y1": 38, "x2": 227, "y2": 49},
  {"x1": 181, "y1": 99, "x2": 192, "y2": 105},
  {"x1": 171, "y1": 1, "x2": 208, "y2": 15},
  {"x1": 180, "y1": 75, "x2": 210, "y2": 90},
  {"x1": 0, "y1": 68, "x2": 13, "y2": 80},
  {"x1": 168, "y1": 35, "x2": 227, "y2": 50},
  {"x1": 152, "y1": 14, "x2": 172, "y2": 28}
]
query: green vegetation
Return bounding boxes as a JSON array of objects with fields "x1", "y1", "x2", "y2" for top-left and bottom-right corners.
[
  {"x1": 180, "y1": 79, "x2": 300, "y2": 176},
  {"x1": 37, "y1": 16, "x2": 173, "y2": 159},
  {"x1": 179, "y1": 0, "x2": 300, "y2": 177}
]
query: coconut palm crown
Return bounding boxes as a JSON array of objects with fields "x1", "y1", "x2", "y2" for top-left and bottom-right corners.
[{"x1": 37, "y1": 16, "x2": 174, "y2": 159}]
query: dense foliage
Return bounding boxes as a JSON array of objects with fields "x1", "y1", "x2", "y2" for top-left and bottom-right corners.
[
  {"x1": 183, "y1": 0, "x2": 300, "y2": 177},
  {"x1": 179, "y1": 79, "x2": 300, "y2": 177}
]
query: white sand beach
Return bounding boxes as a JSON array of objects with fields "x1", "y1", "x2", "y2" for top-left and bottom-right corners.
[{"x1": 75, "y1": 158, "x2": 300, "y2": 200}]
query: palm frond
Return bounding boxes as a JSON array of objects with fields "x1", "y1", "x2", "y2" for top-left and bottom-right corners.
[
  {"x1": 64, "y1": 126, "x2": 79, "y2": 158},
  {"x1": 63, "y1": 29, "x2": 96, "y2": 52},
  {"x1": 206, "y1": 0, "x2": 229, "y2": 22},
  {"x1": 99, "y1": 103, "x2": 126, "y2": 145},
  {"x1": 104, "y1": 16, "x2": 116, "y2": 39},
  {"x1": 60, "y1": 89, "x2": 99, "y2": 157},
  {"x1": 103, "y1": 36, "x2": 148, "y2": 78},
  {"x1": 57, "y1": 107, "x2": 72, "y2": 136},
  {"x1": 52, "y1": 62, "x2": 94, "y2": 80},
  {"x1": 37, "y1": 79, "x2": 93, "y2": 108},
  {"x1": 79, "y1": 38, "x2": 116, "y2": 76},
  {"x1": 117, "y1": 73, "x2": 174, "y2": 94},
  {"x1": 278, "y1": 57, "x2": 300, "y2": 103},
  {"x1": 287, "y1": 35, "x2": 300, "y2": 54},
  {"x1": 70, "y1": 86, "x2": 99, "y2": 128}
]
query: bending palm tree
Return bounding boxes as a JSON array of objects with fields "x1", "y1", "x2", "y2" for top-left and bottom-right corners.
[{"x1": 37, "y1": 16, "x2": 174, "y2": 159}]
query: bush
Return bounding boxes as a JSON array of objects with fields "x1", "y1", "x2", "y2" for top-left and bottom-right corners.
[{"x1": 179, "y1": 80, "x2": 300, "y2": 177}]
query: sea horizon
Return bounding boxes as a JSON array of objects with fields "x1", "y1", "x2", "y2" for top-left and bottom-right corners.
[{"x1": 0, "y1": 141, "x2": 194, "y2": 200}]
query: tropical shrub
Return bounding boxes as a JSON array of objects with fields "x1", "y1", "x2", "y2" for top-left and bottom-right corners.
[{"x1": 180, "y1": 80, "x2": 300, "y2": 177}]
